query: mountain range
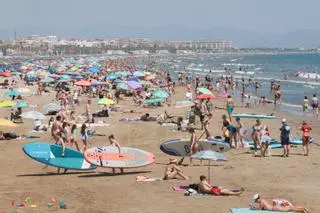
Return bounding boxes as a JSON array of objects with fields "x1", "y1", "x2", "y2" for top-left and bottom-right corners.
[{"x1": 1, "y1": 25, "x2": 320, "y2": 48}]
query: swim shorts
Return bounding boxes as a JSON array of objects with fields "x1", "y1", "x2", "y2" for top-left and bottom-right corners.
[
  {"x1": 210, "y1": 187, "x2": 221, "y2": 195},
  {"x1": 281, "y1": 138, "x2": 290, "y2": 145}
]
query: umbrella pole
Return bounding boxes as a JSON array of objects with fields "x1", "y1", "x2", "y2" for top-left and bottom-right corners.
[{"x1": 208, "y1": 160, "x2": 210, "y2": 184}]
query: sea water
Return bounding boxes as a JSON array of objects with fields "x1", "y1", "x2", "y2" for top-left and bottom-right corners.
[{"x1": 166, "y1": 53, "x2": 320, "y2": 116}]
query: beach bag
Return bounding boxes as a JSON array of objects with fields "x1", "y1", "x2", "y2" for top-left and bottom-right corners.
[
  {"x1": 188, "y1": 184, "x2": 199, "y2": 191},
  {"x1": 184, "y1": 188, "x2": 197, "y2": 196}
]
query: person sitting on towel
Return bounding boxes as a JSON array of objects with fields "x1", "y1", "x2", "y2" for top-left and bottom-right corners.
[
  {"x1": 250, "y1": 193, "x2": 309, "y2": 213},
  {"x1": 163, "y1": 158, "x2": 189, "y2": 180},
  {"x1": 198, "y1": 175, "x2": 243, "y2": 196}
]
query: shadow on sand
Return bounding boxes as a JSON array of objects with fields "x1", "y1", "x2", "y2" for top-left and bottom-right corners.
[
  {"x1": 77, "y1": 171, "x2": 151, "y2": 178},
  {"x1": 17, "y1": 171, "x2": 95, "y2": 177}
]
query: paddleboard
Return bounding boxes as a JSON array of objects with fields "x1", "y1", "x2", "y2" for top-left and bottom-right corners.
[
  {"x1": 244, "y1": 142, "x2": 283, "y2": 150},
  {"x1": 290, "y1": 138, "x2": 313, "y2": 145},
  {"x1": 233, "y1": 113, "x2": 276, "y2": 119},
  {"x1": 23, "y1": 142, "x2": 96, "y2": 170},
  {"x1": 84, "y1": 147, "x2": 155, "y2": 168},
  {"x1": 160, "y1": 137, "x2": 231, "y2": 157}
]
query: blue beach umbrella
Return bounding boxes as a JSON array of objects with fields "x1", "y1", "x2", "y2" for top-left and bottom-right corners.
[
  {"x1": 117, "y1": 82, "x2": 131, "y2": 90},
  {"x1": 152, "y1": 90, "x2": 170, "y2": 98}
]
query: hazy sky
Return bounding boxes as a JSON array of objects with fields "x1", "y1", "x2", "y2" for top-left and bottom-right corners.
[{"x1": 1, "y1": 0, "x2": 319, "y2": 33}]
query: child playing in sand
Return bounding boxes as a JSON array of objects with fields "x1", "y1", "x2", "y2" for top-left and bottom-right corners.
[{"x1": 299, "y1": 121, "x2": 312, "y2": 156}]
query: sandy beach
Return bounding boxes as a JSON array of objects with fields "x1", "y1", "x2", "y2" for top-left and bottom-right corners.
[{"x1": 0, "y1": 79, "x2": 319, "y2": 213}]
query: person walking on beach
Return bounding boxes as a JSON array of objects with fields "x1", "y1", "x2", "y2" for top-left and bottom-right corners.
[
  {"x1": 274, "y1": 85, "x2": 281, "y2": 109},
  {"x1": 311, "y1": 94, "x2": 319, "y2": 118},
  {"x1": 108, "y1": 134, "x2": 123, "y2": 174},
  {"x1": 279, "y1": 119, "x2": 290, "y2": 157},
  {"x1": 80, "y1": 124, "x2": 88, "y2": 152},
  {"x1": 235, "y1": 117, "x2": 244, "y2": 148},
  {"x1": 85, "y1": 99, "x2": 92, "y2": 123},
  {"x1": 51, "y1": 115, "x2": 65, "y2": 156},
  {"x1": 202, "y1": 113, "x2": 213, "y2": 139},
  {"x1": 226, "y1": 95, "x2": 234, "y2": 122},
  {"x1": 252, "y1": 119, "x2": 262, "y2": 156},
  {"x1": 302, "y1": 96, "x2": 309, "y2": 115},
  {"x1": 299, "y1": 121, "x2": 312, "y2": 156}
]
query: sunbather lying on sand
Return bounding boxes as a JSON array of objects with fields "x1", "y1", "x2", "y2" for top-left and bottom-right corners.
[
  {"x1": 199, "y1": 175, "x2": 244, "y2": 196},
  {"x1": 164, "y1": 158, "x2": 189, "y2": 180},
  {"x1": 250, "y1": 193, "x2": 309, "y2": 213}
]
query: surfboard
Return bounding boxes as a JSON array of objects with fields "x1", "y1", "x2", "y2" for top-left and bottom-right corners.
[
  {"x1": 23, "y1": 142, "x2": 96, "y2": 170},
  {"x1": 160, "y1": 137, "x2": 231, "y2": 157},
  {"x1": 244, "y1": 142, "x2": 283, "y2": 150},
  {"x1": 84, "y1": 147, "x2": 155, "y2": 168},
  {"x1": 290, "y1": 138, "x2": 313, "y2": 145},
  {"x1": 233, "y1": 113, "x2": 276, "y2": 119}
]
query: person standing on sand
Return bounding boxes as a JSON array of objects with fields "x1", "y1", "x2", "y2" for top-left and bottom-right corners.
[
  {"x1": 80, "y1": 124, "x2": 88, "y2": 152},
  {"x1": 251, "y1": 193, "x2": 309, "y2": 213},
  {"x1": 235, "y1": 117, "x2": 244, "y2": 148},
  {"x1": 226, "y1": 95, "x2": 234, "y2": 122},
  {"x1": 202, "y1": 113, "x2": 213, "y2": 139},
  {"x1": 299, "y1": 121, "x2": 312, "y2": 156},
  {"x1": 302, "y1": 96, "x2": 309, "y2": 115},
  {"x1": 279, "y1": 119, "x2": 290, "y2": 157},
  {"x1": 188, "y1": 127, "x2": 198, "y2": 166},
  {"x1": 85, "y1": 99, "x2": 92, "y2": 123},
  {"x1": 251, "y1": 119, "x2": 262, "y2": 156},
  {"x1": 108, "y1": 134, "x2": 123, "y2": 174},
  {"x1": 51, "y1": 115, "x2": 65, "y2": 156},
  {"x1": 311, "y1": 94, "x2": 319, "y2": 118},
  {"x1": 274, "y1": 85, "x2": 281, "y2": 109}
]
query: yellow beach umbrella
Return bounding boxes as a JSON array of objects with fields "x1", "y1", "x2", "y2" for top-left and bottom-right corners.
[
  {"x1": 0, "y1": 101, "x2": 15, "y2": 108},
  {"x1": 0, "y1": 119, "x2": 17, "y2": 127},
  {"x1": 96, "y1": 98, "x2": 115, "y2": 105}
]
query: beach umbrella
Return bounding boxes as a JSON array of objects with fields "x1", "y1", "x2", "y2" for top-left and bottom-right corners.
[
  {"x1": 0, "y1": 101, "x2": 15, "y2": 108},
  {"x1": 75, "y1": 80, "x2": 91, "y2": 87},
  {"x1": 0, "y1": 72, "x2": 12, "y2": 77},
  {"x1": 88, "y1": 67, "x2": 100, "y2": 73},
  {"x1": 106, "y1": 73, "x2": 117, "y2": 80},
  {"x1": 197, "y1": 87, "x2": 213, "y2": 95},
  {"x1": 4, "y1": 89, "x2": 21, "y2": 97},
  {"x1": 72, "y1": 75, "x2": 83, "y2": 80},
  {"x1": 152, "y1": 90, "x2": 170, "y2": 98},
  {"x1": 143, "y1": 98, "x2": 164, "y2": 105},
  {"x1": 96, "y1": 98, "x2": 115, "y2": 105},
  {"x1": 127, "y1": 77, "x2": 139, "y2": 82},
  {"x1": 116, "y1": 82, "x2": 130, "y2": 90},
  {"x1": 127, "y1": 81, "x2": 142, "y2": 90},
  {"x1": 60, "y1": 75, "x2": 70, "y2": 80},
  {"x1": 133, "y1": 71, "x2": 145, "y2": 77},
  {"x1": 0, "y1": 118, "x2": 16, "y2": 127},
  {"x1": 12, "y1": 101, "x2": 29, "y2": 108},
  {"x1": 41, "y1": 77, "x2": 55, "y2": 83},
  {"x1": 174, "y1": 101, "x2": 194, "y2": 108},
  {"x1": 21, "y1": 111, "x2": 46, "y2": 120},
  {"x1": 197, "y1": 94, "x2": 216, "y2": 100},
  {"x1": 17, "y1": 88, "x2": 31, "y2": 94},
  {"x1": 192, "y1": 150, "x2": 228, "y2": 183},
  {"x1": 42, "y1": 103, "x2": 61, "y2": 114}
]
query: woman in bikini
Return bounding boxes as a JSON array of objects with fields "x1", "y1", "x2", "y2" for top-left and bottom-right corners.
[
  {"x1": 251, "y1": 194, "x2": 309, "y2": 213},
  {"x1": 80, "y1": 124, "x2": 88, "y2": 152},
  {"x1": 51, "y1": 115, "x2": 65, "y2": 156},
  {"x1": 252, "y1": 119, "x2": 262, "y2": 156},
  {"x1": 70, "y1": 124, "x2": 80, "y2": 151},
  {"x1": 164, "y1": 159, "x2": 189, "y2": 180},
  {"x1": 226, "y1": 95, "x2": 235, "y2": 122}
]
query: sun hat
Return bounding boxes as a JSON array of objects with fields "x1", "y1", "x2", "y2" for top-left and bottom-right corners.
[
  {"x1": 252, "y1": 193, "x2": 260, "y2": 202},
  {"x1": 281, "y1": 118, "x2": 287, "y2": 123}
]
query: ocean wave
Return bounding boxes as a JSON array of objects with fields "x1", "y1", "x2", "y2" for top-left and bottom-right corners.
[{"x1": 234, "y1": 76, "x2": 320, "y2": 86}]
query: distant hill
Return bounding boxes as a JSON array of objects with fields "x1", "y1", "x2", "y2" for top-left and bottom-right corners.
[{"x1": 1, "y1": 25, "x2": 320, "y2": 48}]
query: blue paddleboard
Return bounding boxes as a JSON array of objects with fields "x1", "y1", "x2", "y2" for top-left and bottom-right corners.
[
  {"x1": 233, "y1": 113, "x2": 276, "y2": 119},
  {"x1": 23, "y1": 142, "x2": 96, "y2": 170}
]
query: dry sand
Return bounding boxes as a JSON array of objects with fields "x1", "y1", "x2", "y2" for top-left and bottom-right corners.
[{"x1": 0, "y1": 84, "x2": 319, "y2": 213}]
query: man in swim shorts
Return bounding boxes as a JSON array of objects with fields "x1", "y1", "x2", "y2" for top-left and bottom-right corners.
[{"x1": 198, "y1": 175, "x2": 243, "y2": 196}]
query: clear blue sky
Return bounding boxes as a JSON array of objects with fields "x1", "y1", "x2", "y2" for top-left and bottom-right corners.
[{"x1": 1, "y1": 0, "x2": 319, "y2": 33}]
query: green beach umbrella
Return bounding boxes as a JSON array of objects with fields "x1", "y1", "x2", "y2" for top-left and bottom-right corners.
[
  {"x1": 116, "y1": 82, "x2": 131, "y2": 90},
  {"x1": 12, "y1": 101, "x2": 29, "y2": 108},
  {"x1": 197, "y1": 87, "x2": 213, "y2": 95},
  {"x1": 41, "y1": 77, "x2": 55, "y2": 83},
  {"x1": 144, "y1": 98, "x2": 165, "y2": 105},
  {"x1": 5, "y1": 89, "x2": 21, "y2": 97},
  {"x1": 152, "y1": 90, "x2": 170, "y2": 98},
  {"x1": 96, "y1": 98, "x2": 115, "y2": 105}
]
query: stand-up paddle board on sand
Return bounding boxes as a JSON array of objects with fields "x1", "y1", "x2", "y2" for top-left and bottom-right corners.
[
  {"x1": 84, "y1": 147, "x2": 155, "y2": 168},
  {"x1": 160, "y1": 137, "x2": 231, "y2": 157},
  {"x1": 23, "y1": 142, "x2": 96, "y2": 170}
]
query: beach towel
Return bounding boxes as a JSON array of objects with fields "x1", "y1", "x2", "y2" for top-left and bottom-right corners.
[
  {"x1": 136, "y1": 176, "x2": 163, "y2": 182},
  {"x1": 76, "y1": 123, "x2": 111, "y2": 128},
  {"x1": 230, "y1": 208, "x2": 293, "y2": 213},
  {"x1": 119, "y1": 117, "x2": 141, "y2": 122},
  {"x1": 29, "y1": 130, "x2": 47, "y2": 133},
  {"x1": 172, "y1": 185, "x2": 189, "y2": 192}
]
